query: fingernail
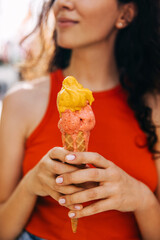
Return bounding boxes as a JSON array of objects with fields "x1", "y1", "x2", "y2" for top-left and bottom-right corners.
[
  {"x1": 74, "y1": 205, "x2": 81, "y2": 210},
  {"x1": 69, "y1": 212, "x2": 76, "y2": 218},
  {"x1": 59, "y1": 198, "x2": 66, "y2": 204},
  {"x1": 66, "y1": 154, "x2": 76, "y2": 161},
  {"x1": 56, "y1": 177, "x2": 63, "y2": 184}
]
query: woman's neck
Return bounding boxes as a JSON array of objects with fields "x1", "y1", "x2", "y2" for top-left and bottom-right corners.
[{"x1": 63, "y1": 38, "x2": 120, "y2": 92}]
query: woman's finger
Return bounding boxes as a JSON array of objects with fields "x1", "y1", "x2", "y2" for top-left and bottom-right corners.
[
  {"x1": 56, "y1": 168, "x2": 108, "y2": 186},
  {"x1": 43, "y1": 155, "x2": 78, "y2": 175},
  {"x1": 68, "y1": 198, "x2": 114, "y2": 219},
  {"x1": 68, "y1": 204, "x2": 83, "y2": 211},
  {"x1": 42, "y1": 182, "x2": 84, "y2": 210},
  {"x1": 40, "y1": 173, "x2": 83, "y2": 194},
  {"x1": 44, "y1": 183, "x2": 84, "y2": 210},
  {"x1": 44, "y1": 183, "x2": 62, "y2": 201},
  {"x1": 48, "y1": 147, "x2": 70, "y2": 162},
  {"x1": 55, "y1": 184, "x2": 83, "y2": 195},
  {"x1": 64, "y1": 152, "x2": 113, "y2": 169},
  {"x1": 58, "y1": 186, "x2": 112, "y2": 206}
]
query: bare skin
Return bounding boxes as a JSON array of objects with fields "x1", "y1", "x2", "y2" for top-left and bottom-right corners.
[{"x1": 0, "y1": 1, "x2": 160, "y2": 240}]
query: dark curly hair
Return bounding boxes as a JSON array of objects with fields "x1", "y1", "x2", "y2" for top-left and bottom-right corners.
[{"x1": 25, "y1": 0, "x2": 160, "y2": 154}]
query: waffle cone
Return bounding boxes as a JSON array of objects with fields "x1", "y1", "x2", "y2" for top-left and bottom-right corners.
[
  {"x1": 71, "y1": 218, "x2": 78, "y2": 233},
  {"x1": 62, "y1": 131, "x2": 89, "y2": 233},
  {"x1": 62, "y1": 131, "x2": 88, "y2": 152}
]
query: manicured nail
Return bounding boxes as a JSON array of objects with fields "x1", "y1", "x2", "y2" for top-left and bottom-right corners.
[
  {"x1": 74, "y1": 205, "x2": 81, "y2": 210},
  {"x1": 69, "y1": 212, "x2": 76, "y2": 218},
  {"x1": 56, "y1": 177, "x2": 63, "y2": 184},
  {"x1": 59, "y1": 198, "x2": 66, "y2": 205},
  {"x1": 66, "y1": 154, "x2": 76, "y2": 161}
]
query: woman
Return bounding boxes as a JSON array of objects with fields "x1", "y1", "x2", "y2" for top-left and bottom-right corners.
[{"x1": 0, "y1": 0, "x2": 160, "y2": 239}]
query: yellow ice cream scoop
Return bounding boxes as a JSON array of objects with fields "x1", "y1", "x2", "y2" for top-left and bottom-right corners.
[{"x1": 57, "y1": 76, "x2": 94, "y2": 115}]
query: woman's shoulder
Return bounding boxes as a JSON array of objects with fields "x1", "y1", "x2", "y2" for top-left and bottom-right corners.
[
  {"x1": 2, "y1": 75, "x2": 50, "y2": 138},
  {"x1": 3, "y1": 75, "x2": 50, "y2": 117},
  {"x1": 5, "y1": 74, "x2": 50, "y2": 100}
]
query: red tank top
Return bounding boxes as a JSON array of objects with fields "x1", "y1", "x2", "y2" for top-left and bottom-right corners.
[{"x1": 23, "y1": 69, "x2": 158, "y2": 240}]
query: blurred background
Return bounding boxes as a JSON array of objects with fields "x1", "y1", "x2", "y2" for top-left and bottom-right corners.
[{"x1": 0, "y1": 0, "x2": 54, "y2": 114}]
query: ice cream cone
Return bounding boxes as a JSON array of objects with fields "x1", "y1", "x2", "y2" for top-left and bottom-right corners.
[
  {"x1": 57, "y1": 76, "x2": 95, "y2": 233},
  {"x1": 71, "y1": 218, "x2": 78, "y2": 234},
  {"x1": 62, "y1": 131, "x2": 89, "y2": 233}
]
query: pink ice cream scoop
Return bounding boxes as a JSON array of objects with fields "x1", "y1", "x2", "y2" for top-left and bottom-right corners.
[{"x1": 58, "y1": 104, "x2": 95, "y2": 135}]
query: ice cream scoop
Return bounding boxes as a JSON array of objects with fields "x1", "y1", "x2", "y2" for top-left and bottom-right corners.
[{"x1": 57, "y1": 76, "x2": 94, "y2": 115}]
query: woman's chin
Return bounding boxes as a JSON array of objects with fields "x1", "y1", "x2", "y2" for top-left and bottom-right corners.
[
  {"x1": 58, "y1": 44, "x2": 72, "y2": 49},
  {"x1": 57, "y1": 42, "x2": 75, "y2": 49},
  {"x1": 56, "y1": 37, "x2": 79, "y2": 49}
]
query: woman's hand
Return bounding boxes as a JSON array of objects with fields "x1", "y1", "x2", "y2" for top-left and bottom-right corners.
[
  {"x1": 24, "y1": 147, "x2": 85, "y2": 210},
  {"x1": 55, "y1": 151, "x2": 150, "y2": 218}
]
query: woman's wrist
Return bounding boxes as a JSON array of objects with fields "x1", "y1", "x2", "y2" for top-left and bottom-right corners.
[
  {"x1": 21, "y1": 171, "x2": 37, "y2": 198},
  {"x1": 134, "y1": 181, "x2": 157, "y2": 214}
]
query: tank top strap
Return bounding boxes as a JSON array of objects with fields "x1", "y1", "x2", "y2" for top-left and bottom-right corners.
[
  {"x1": 26, "y1": 69, "x2": 64, "y2": 146},
  {"x1": 50, "y1": 69, "x2": 64, "y2": 94},
  {"x1": 40, "y1": 68, "x2": 64, "y2": 115}
]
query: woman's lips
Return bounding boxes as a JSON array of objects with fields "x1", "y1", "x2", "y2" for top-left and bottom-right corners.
[{"x1": 57, "y1": 18, "x2": 79, "y2": 28}]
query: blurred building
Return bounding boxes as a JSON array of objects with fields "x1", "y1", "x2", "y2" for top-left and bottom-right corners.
[
  {"x1": 0, "y1": 0, "x2": 45, "y2": 63},
  {"x1": 0, "y1": 0, "x2": 48, "y2": 108}
]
